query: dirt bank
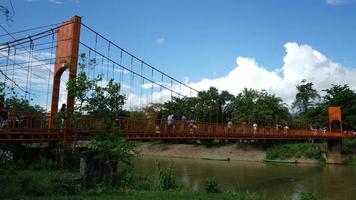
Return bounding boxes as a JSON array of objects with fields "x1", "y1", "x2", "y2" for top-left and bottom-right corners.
[
  {"x1": 137, "y1": 143, "x2": 266, "y2": 162},
  {"x1": 137, "y1": 143, "x2": 320, "y2": 164}
]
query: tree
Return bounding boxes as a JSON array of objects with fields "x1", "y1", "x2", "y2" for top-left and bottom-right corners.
[
  {"x1": 0, "y1": 81, "x2": 44, "y2": 113},
  {"x1": 66, "y1": 54, "x2": 136, "y2": 187},
  {"x1": 232, "y1": 88, "x2": 290, "y2": 125},
  {"x1": 292, "y1": 79, "x2": 320, "y2": 114},
  {"x1": 323, "y1": 84, "x2": 356, "y2": 129}
]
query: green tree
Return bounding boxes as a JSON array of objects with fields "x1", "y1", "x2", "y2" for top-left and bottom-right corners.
[
  {"x1": 292, "y1": 79, "x2": 320, "y2": 114},
  {"x1": 232, "y1": 88, "x2": 290, "y2": 125},
  {"x1": 323, "y1": 84, "x2": 356, "y2": 129},
  {"x1": 0, "y1": 81, "x2": 44, "y2": 113},
  {"x1": 66, "y1": 54, "x2": 136, "y2": 187}
]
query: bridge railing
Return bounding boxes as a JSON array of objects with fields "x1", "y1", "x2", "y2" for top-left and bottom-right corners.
[{"x1": 0, "y1": 113, "x2": 355, "y2": 141}]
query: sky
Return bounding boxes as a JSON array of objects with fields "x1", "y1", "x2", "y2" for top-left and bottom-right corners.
[{"x1": 1, "y1": 0, "x2": 356, "y2": 107}]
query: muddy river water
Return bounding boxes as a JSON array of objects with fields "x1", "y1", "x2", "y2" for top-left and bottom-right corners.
[{"x1": 132, "y1": 156, "x2": 356, "y2": 200}]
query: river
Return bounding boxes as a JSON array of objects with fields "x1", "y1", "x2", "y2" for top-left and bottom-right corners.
[{"x1": 132, "y1": 156, "x2": 356, "y2": 200}]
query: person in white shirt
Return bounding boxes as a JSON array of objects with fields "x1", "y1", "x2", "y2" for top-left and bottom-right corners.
[
  {"x1": 284, "y1": 125, "x2": 289, "y2": 135},
  {"x1": 253, "y1": 123, "x2": 257, "y2": 135},
  {"x1": 167, "y1": 113, "x2": 174, "y2": 133}
]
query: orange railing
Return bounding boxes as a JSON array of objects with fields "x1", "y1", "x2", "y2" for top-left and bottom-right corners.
[{"x1": 0, "y1": 113, "x2": 355, "y2": 141}]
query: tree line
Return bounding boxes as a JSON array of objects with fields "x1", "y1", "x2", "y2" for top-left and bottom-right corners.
[{"x1": 148, "y1": 80, "x2": 356, "y2": 131}]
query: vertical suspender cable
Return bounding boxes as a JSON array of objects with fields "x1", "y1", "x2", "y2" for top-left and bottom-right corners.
[
  {"x1": 45, "y1": 32, "x2": 55, "y2": 111},
  {"x1": 151, "y1": 68, "x2": 154, "y2": 103},
  {"x1": 129, "y1": 56, "x2": 133, "y2": 110},
  {"x1": 179, "y1": 83, "x2": 182, "y2": 99},
  {"x1": 25, "y1": 38, "x2": 33, "y2": 100},
  {"x1": 93, "y1": 34, "x2": 98, "y2": 79},
  {"x1": 87, "y1": 49, "x2": 91, "y2": 77},
  {"x1": 160, "y1": 73, "x2": 163, "y2": 104},
  {"x1": 4, "y1": 46, "x2": 10, "y2": 89},
  {"x1": 140, "y1": 62, "x2": 143, "y2": 109},
  {"x1": 11, "y1": 47, "x2": 16, "y2": 89},
  {"x1": 28, "y1": 39, "x2": 34, "y2": 101},
  {"x1": 119, "y1": 50, "x2": 123, "y2": 91},
  {"x1": 170, "y1": 78, "x2": 173, "y2": 101},
  {"x1": 100, "y1": 51, "x2": 104, "y2": 86},
  {"x1": 107, "y1": 42, "x2": 111, "y2": 81}
]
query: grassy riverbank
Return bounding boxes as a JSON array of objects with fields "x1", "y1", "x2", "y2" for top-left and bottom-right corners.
[
  {"x1": 266, "y1": 143, "x2": 324, "y2": 161},
  {"x1": 28, "y1": 190, "x2": 317, "y2": 200},
  {"x1": 0, "y1": 159, "x2": 320, "y2": 200}
]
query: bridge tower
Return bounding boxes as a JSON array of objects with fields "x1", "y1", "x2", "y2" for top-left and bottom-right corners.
[{"x1": 50, "y1": 16, "x2": 81, "y2": 146}]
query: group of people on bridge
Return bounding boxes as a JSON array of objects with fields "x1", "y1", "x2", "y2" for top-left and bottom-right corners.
[{"x1": 155, "y1": 113, "x2": 198, "y2": 134}]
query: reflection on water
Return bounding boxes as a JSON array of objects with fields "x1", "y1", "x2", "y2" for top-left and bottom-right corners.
[{"x1": 132, "y1": 156, "x2": 356, "y2": 200}]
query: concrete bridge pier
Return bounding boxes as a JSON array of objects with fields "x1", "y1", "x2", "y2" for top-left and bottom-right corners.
[{"x1": 323, "y1": 139, "x2": 348, "y2": 164}]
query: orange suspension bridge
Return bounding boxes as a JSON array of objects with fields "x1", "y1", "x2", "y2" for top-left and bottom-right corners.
[{"x1": 0, "y1": 16, "x2": 355, "y2": 143}]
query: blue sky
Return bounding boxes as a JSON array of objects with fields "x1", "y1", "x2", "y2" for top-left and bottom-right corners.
[
  {"x1": 1, "y1": 0, "x2": 356, "y2": 106},
  {"x1": 2, "y1": 0, "x2": 355, "y2": 80}
]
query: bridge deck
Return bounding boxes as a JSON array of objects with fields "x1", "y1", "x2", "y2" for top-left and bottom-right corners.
[{"x1": 0, "y1": 114, "x2": 355, "y2": 142}]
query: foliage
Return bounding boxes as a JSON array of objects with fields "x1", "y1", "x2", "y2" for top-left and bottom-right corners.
[
  {"x1": 145, "y1": 79, "x2": 356, "y2": 132},
  {"x1": 323, "y1": 84, "x2": 356, "y2": 129},
  {"x1": 66, "y1": 53, "x2": 136, "y2": 186},
  {"x1": 87, "y1": 132, "x2": 137, "y2": 166},
  {"x1": 293, "y1": 84, "x2": 356, "y2": 130},
  {"x1": 292, "y1": 80, "x2": 320, "y2": 114},
  {"x1": 266, "y1": 143, "x2": 323, "y2": 160},
  {"x1": 160, "y1": 87, "x2": 290, "y2": 125},
  {"x1": 0, "y1": 82, "x2": 44, "y2": 113},
  {"x1": 129, "y1": 111, "x2": 146, "y2": 120},
  {"x1": 19, "y1": 190, "x2": 298, "y2": 200},
  {"x1": 342, "y1": 138, "x2": 356, "y2": 153},
  {"x1": 232, "y1": 88, "x2": 290, "y2": 125},
  {"x1": 0, "y1": 167, "x2": 80, "y2": 199},
  {"x1": 299, "y1": 192, "x2": 321, "y2": 200},
  {"x1": 205, "y1": 178, "x2": 221, "y2": 193},
  {"x1": 156, "y1": 161, "x2": 178, "y2": 190},
  {"x1": 0, "y1": 159, "x2": 322, "y2": 200}
]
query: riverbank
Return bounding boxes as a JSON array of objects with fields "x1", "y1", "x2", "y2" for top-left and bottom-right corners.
[
  {"x1": 30, "y1": 190, "x2": 315, "y2": 200},
  {"x1": 137, "y1": 143, "x2": 320, "y2": 164},
  {"x1": 0, "y1": 162, "x2": 321, "y2": 200}
]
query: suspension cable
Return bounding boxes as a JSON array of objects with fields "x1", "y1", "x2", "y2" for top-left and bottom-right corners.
[
  {"x1": 80, "y1": 22, "x2": 199, "y2": 94},
  {"x1": 45, "y1": 32, "x2": 55, "y2": 111}
]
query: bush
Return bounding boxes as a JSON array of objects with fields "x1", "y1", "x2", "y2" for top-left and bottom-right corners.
[
  {"x1": 0, "y1": 169, "x2": 81, "y2": 198},
  {"x1": 343, "y1": 139, "x2": 356, "y2": 153},
  {"x1": 299, "y1": 192, "x2": 320, "y2": 200},
  {"x1": 156, "y1": 161, "x2": 178, "y2": 190},
  {"x1": 117, "y1": 168, "x2": 135, "y2": 188},
  {"x1": 132, "y1": 175, "x2": 156, "y2": 191},
  {"x1": 205, "y1": 178, "x2": 221, "y2": 193},
  {"x1": 266, "y1": 143, "x2": 323, "y2": 160}
]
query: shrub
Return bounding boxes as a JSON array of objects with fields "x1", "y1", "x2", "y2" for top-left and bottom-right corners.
[
  {"x1": 299, "y1": 192, "x2": 320, "y2": 200},
  {"x1": 205, "y1": 178, "x2": 221, "y2": 193},
  {"x1": 156, "y1": 161, "x2": 178, "y2": 190},
  {"x1": 117, "y1": 168, "x2": 135, "y2": 188},
  {"x1": 266, "y1": 143, "x2": 322, "y2": 160},
  {"x1": 133, "y1": 175, "x2": 156, "y2": 191}
]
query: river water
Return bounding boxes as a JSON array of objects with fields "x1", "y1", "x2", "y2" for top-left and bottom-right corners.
[{"x1": 132, "y1": 156, "x2": 356, "y2": 200}]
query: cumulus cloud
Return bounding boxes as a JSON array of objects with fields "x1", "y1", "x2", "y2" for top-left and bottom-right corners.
[{"x1": 186, "y1": 42, "x2": 356, "y2": 106}]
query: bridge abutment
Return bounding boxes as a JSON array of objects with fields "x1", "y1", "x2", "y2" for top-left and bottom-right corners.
[{"x1": 324, "y1": 139, "x2": 348, "y2": 164}]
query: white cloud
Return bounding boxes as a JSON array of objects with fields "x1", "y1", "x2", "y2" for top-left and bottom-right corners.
[
  {"x1": 155, "y1": 37, "x2": 165, "y2": 45},
  {"x1": 48, "y1": 0, "x2": 63, "y2": 4},
  {"x1": 326, "y1": 0, "x2": 354, "y2": 5},
  {"x1": 185, "y1": 42, "x2": 356, "y2": 106}
]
